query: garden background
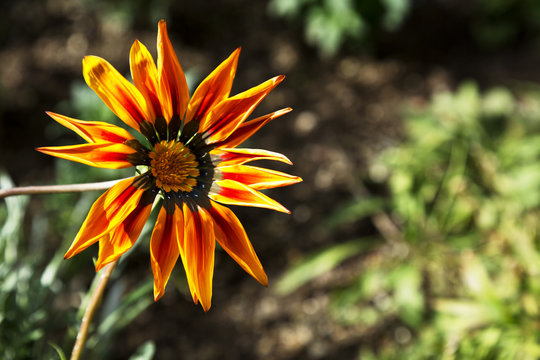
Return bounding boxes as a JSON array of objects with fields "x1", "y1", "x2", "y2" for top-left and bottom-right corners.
[{"x1": 2, "y1": 0, "x2": 540, "y2": 359}]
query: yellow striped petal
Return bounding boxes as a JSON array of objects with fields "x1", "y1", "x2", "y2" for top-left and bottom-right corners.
[
  {"x1": 95, "y1": 191, "x2": 155, "y2": 271},
  {"x1": 212, "y1": 148, "x2": 293, "y2": 166},
  {"x1": 210, "y1": 179, "x2": 290, "y2": 213},
  {"x1": 200, "y1": 76, "x2": 284, "y2": 143},
  {"x1": 36, "y1": 142, "x2": 136, "y2": 169},
  {"x1": 217, "y1": 164, "x2": 302, "y2": 190},
  {"x1": 157, "y1": 20, "x2": 189, "y2": 121},
  {"x1": 83, "y1": 55, "x2": 155, "y2": 130},
  {"x1": 64, "y1": 177, "x2": 143, "y2": 259},
  {"x1": 182, "y1": 203, "x2": 215, "y2": 311},
  {"x1": 208, "y1": 201, "x2": 267, "y2": 286},
  {"x1": 130, "y1": 40, "x2": 162, "y2": 119},
  {"x1": 213, "y1": 108, "x2": 292, "y2": 149},
  {"x1": 150, "y1": 204, "x2": 181, "y2": 300},
  {"x1": 46, "y1": 111, "x2": 134, "y2": 143},
  {"x1": 186, "y1": 48, "x2": 240, "y2": 123}
]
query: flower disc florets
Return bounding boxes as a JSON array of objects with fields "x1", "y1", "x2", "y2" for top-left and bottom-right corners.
[
  {"x1": 149, "y1": 140, "x2": 199, "y2": 193},
  {"x1": 132, "y1": 118, "x2": 216, "y2": 211}
]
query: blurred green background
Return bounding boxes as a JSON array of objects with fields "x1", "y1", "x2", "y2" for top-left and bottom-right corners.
[{"x1": 3, "y1": 0, "x2": 540, "y2": 359}]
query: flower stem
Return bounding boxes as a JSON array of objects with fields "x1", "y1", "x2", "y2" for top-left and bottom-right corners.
[
  {"x1": 70, "y1": 260, "x2": 118, "y2": 360},
  {"x1": 0, "y1": 178, "x2": 129, "y2": 200}
]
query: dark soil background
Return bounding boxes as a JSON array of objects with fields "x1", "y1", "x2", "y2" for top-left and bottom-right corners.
[{"x1": 2, "y1": 0, "x2": 540, "y2": 359}]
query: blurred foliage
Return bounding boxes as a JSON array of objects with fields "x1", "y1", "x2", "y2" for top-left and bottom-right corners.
[
  {"x1": 279, "y1": 82, "x2": 540, "y2": 358},
  {"x1": 268, "y1": 0, "x2": 411, "y2": 57},
  {"x1": 80, "y1": 0, "x2": 171, "y2": 28},
  {"x1": 276, "y1": 238, "x2": 376, "y2": 295},
  {"x1": 471, "y1": 0, "x2": 540, "y2": 49},
  {"x1": 269, "y1": 0, "x2": 540, "y2": 56}
]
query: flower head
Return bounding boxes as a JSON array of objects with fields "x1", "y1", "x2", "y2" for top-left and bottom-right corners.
[{"x1": 38, "y1": 20, "x2": 301, "y2": 311}]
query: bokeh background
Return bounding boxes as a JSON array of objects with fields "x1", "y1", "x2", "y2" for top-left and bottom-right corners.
[{"x1": 3, "y1": 0, "x2": 540, "y2": 359}]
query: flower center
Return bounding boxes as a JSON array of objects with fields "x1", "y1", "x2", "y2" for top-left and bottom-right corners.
[{"x1": 149, "y1": 140, "x2": 200, "y2": 193}]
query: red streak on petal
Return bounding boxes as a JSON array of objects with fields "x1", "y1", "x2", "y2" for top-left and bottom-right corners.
[
  {"x1": 116, "y1": 85, "x2": 145, "y2": 124},
  {"x1": 97, "y1": 151, "x2": 129, "y2": 163},
  {"x1": 218, "y1": 186, "x2": 252, "y2": 203}
]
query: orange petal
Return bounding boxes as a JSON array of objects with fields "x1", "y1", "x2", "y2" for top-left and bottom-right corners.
[
  {"x1": 182, "y1": 203, "x2": 215, "y2": 311},
  {"x1": 217, "y1": 165, "x2": 302, "y2": 190},
  {"x1": 130, "y1": 40, "x2": 162, "y2": 119},
  {"x1": 186, "y1": 48, "x2": 240, "y2": 123},
  {"x1": 210, "y1": 179, "x2": 290, "y2": 214},
  {"x1": 213, "y1": 108, "x2": 292, "y2": 149},
  {"x1": 45, "y1": 111, "x2": 134, "y2": 143},
  {"x1": 201, "y1": 75, "x2": 284, "y2": 143},
  {"x1": 83, "y1": 55, "x2": 155, "y2": 130},
  {"x1": 208, "y1": 201, "x2": 267, "y2": 286},
  {"x1": 212, "y1": 148, "x2": 293, "y2": 167},
  {"x1": 150, "y1": 203, "x2": 181, "y2": 300},
  {"x1": 95, "y1": 190, "x2": 155, "y2": 271},
  {"x1": 173, "y1": 204, "x2": 198, "y2": 303},
  {"x1": 36, "y1": 142, "x2": 136, "y2": 169},
  {"x1": 64, "y1": 177, "x2": 144, "y2": 259},
  {"x1": 157, "y1": 20, "x2": 189, "y2": 121}
]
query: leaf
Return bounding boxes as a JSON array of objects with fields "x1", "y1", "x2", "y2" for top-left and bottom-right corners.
[
  {"x1": 48, "y1": 342, "x2": 67, "y2": 360},
  {"x1": 324, "y1": 197, "x2": 385, "y2": 229},
  {"x1": 96, "y1": 279, "x2": 154, "y2": 338},
  {"x1": 390, "y1": 265, "x2": 424, "y2": 326},
  {"x1": 275, "y1": 238, "x2": 374, "y2": 295},
  {"x1": 0, "y1": 169, "x2": 29, "y2": 265},
  {"x1": 129, "y1": 341, "x2": 156, "y2": 360}
]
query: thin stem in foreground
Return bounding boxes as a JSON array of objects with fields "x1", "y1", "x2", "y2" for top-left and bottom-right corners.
[
  {"x1": 70, "y1": 260, "x2": 119, "y2": 360},
  {"x1": 0, "y1": 178, "x2": 129, "y2": 200}
]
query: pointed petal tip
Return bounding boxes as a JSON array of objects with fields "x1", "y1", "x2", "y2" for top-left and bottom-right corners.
[
  {"x1": 270, "y1": 107, "x2": 293, "y2": 119},
  {"x1": 64, "y1": 249, "x2": 75, "y2": 260},
  {"x1": 281, "y1": 107, "x2": 293, "y2": 114},
  {"x1": 131, "y1": 39, "x2": 142, "y2": 50},
  {"x1": 82, "y1": 55, "x2": 95, "y2": 63},
  {"x1": 158, "y1": 20, "x2": 168, "y2": 34},
  {"x1": 259, "y1": 272, "x2": 269, "y2": 287},
  {"x1": 200, "y1": 301, "x2": 211, "y2": 312},
  {"x1": 283, "y1": 156, "x2": 293, "y2": 165},
  {"x1": 94, "y1": 260, "x2": 108, "y2": 272},
  {"x1": 231, "y1": 47, "x2": 241, "y2": 59},
  {"x1": 272, "y1": 199, "x2": 291, "y2": 214},
  {"x1": 154, "y1": 289, "x2": 164, "y2": 302}
]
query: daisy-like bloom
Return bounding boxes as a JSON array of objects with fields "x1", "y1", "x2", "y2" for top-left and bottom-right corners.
[{"x1": 37, "y1": 20, "x2": 301, "y2": 311}]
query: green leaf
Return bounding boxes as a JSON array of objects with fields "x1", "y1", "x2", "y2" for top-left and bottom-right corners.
[
  {"x1": 95, "y1": 280, "x2": 154, "y2": 338},
  {"x1": 0, "y1": 169, "x2": 29, "y2": 265},
  {"x1": 324, "y1": 197, "x2": 384, "y2": 229},
  {"x1": 48, "y1": 342, "x2": 67, "y2": 360},
  {"x1": 390, "y1": 265, "x2": 424, "y2": 326},
  {"x1": 129, "y1": 341, "x2": 156, "y2": 360},
  {"x1": 275, "y1": 238, "x2": 374, "y2": 295}
]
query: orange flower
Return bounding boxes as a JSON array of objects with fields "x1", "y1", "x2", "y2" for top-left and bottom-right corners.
[{"x1": 38, "y1": 20, "x2": 301, "y2": 311}]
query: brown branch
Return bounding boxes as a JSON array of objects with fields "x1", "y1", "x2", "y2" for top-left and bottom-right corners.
[
  {"x1": 70, "y1": 260, "x2": 119, "y2": 360},
  {"x1": 0, "y1": 178, "x2": 129, "y2": 200}
]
